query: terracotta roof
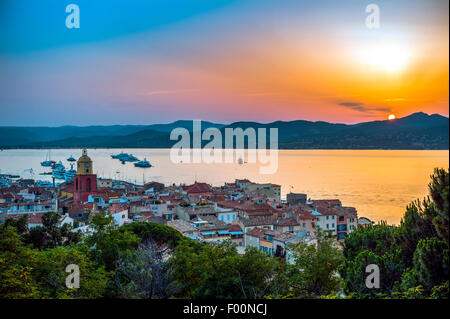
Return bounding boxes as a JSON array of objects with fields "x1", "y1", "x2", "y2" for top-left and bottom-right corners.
[
  {"x1": 27, "y1": 213, "x2": 45, "y2": 225},
  {"x1": 184, "y1": 182, "x2": 212, "y2": 194},
  {"x1": 231, "y1": 224, "x2": 243, "y2": 232},
  {"x1": 109, "y1": 203, "x2": 128, "y2": 214},
  {"x1": 296, "y1": 211, "x2": 317, "y2": 220},
  {"x1": 274, "y1": 218, "x2": 299, "y2": 226},
  {"x1": 68, "y1": 203, "x2": 97, "y2": 213},
  {"x1": 246, "y1": 228, "x2": 266, "y2": 238},
  {"x1": 240, "y1": 219, "x2": 273, "y2": 227},
  {"x1": 313, "y1": 199, "x2": 342, "y2": 207}
]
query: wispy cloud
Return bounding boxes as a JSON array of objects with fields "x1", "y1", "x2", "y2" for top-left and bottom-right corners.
[
  {"x1": 140, "y1": 89, "x2": 200, "y2": 96},
  {"x1": 384, "y1": 98, "x2": 406, "y2": 102},
  {"x1": 338, "y1": 102, "x2": 391, "y2": 114}
]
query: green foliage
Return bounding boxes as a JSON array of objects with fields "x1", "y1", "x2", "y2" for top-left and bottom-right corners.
[
  {"x1": 22, "y1": 212, "x2": 81, "y2": 249},
  {"x1": 2, "y1": 215, "x2": 29, "y2": 235},
  {"x1": 114, "y1": 241, "x2": 175, "y2": 299},
  {"x1": 0, "y1": 226, "x2": 39, "y2": 298},
  {"x1": 411, "y1": 238, "x2": 449, "y2": 293},
  {"x1": 171, "y1": 240, "x2": 286, "y2": 299},
  {"x1": 85, "y1": 225, "x2": 139, "y2": 271},
  {"x1": 428, "y1": 168, "x2": 449, "y2": 241},
  {"x1": 120, "y1": 222, "x2": 185, "y2": 248},
  {"x1": 288, "y1": 231, "x2": 344, "y2": 297},
  {"x1": 33, "y1": 245, "x2": 110, "y2": 298}
]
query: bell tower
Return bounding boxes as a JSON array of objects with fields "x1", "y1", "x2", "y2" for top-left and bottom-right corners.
[{"x1": 74, "y1": 149, "x2": 97, "y2": 203}]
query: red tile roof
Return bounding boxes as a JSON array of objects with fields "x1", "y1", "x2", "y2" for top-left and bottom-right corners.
[{"x1": 184, "y1": 182, "x2": 212, "y2": 194}]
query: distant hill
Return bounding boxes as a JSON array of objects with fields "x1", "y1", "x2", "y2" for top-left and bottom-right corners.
[{"x1": 0, "y1": 113, "x2": 448, "y2": 150}]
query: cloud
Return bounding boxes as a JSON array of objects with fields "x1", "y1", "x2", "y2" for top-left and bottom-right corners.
[
  {"x1": 338, "y1": 102, "x2": 391, "y2": 114},
  {"x1": 140, "y1": 89, "x2": 200, "y2": 96}
]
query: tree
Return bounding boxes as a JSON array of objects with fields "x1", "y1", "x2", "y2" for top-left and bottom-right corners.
[
  {"x1": 114, "y1": 240, "x2": 176, "y2": 299},
  {"x1": 0, "y1": 226, "x2": 39, "y2": 298},
  {"x1": 86, "y1": 212, "x2": 140, "y2": 271},
  {"x1": 33, "y1": 245, "x2": 110, "y2": 298},
  {"x1": 236, "y1": 247, "x2": 288, "y2": 299},
  {"x1": 2, "y1": 215, "x2": 28, "y2": 235},
  {"x1": 340, "y1": 223, "x2": 404, "y2": 297},
  {"x1": 23, "y1": 212, "x2": 81, "y2": 249},
  {"x1": 410, "y1": 238, "x2": 449, "y2": 293},
  {"x1": 428, "y1": 168, "x2": 449, "y2": 242},
  {"x1": 288, "y1": 231, "x2": 344, "y2": 297},
  {"x1": 121, "y1": 222, "x2": 185, "y2": 248}
]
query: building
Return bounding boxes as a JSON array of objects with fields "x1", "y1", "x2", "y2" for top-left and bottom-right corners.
[
  {"x1": 176, "y1": 204, "x2": 217, "y2": 221},
  {"x1": 273, "y1": 218, "x2": 300, "y2": 233},
  {"x1": 6, "y1": 201, "x2": 57, "y2": 215},
  {"x1": 97, "y1": 178, "x2": 112, "y2": 188},
  {"x1": 74, "y1": 149, "x2": 97, "y2": 203},
  {"x1": 230, "y1": 224, "x2": 244, "y2": 248},
  {"x1": 286, "y1": 192, "x2": 307, "y2": 206},
  {"x1": 182, "y1": 182, "x2": 212, "y2": 202},
  {"x1": 167, "y1": 219, "x2": 199, "y2": 239},
  {"x1": 108, "y1": 203, "x2": 129, "y2": 227},
  {"x1": 358, "y1": 217, "x2": 374, "y2": 228},
  {"x1": 242, "y1": 183, "x2": 281, "y2": 202}
]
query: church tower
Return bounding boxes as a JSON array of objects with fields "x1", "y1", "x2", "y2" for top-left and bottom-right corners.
[{"x1": 74, "y1": 149, "x2": 97, "y2": 203}]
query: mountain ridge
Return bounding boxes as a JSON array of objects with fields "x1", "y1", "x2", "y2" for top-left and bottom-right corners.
[{"x1": 0, "y1": 112, "x2": 448, "y2": 150}]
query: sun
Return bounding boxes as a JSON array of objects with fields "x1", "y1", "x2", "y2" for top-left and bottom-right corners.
[{"x1": 388, "y1": 114, "x2": 396, "y2": 120}]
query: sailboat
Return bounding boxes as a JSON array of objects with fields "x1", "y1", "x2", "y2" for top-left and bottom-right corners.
[{"x1": 41, "y1": 150, "x2": 55, "y2": 167}]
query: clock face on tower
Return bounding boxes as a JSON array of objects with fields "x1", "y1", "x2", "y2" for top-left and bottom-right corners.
[{"x1": 86, "y1": 163, "x2": 90, "y2": 168}]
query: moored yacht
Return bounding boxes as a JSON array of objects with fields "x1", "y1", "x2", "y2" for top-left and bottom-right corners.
[
  {"x1": 64, "y1": 164, "x2": 77, "y2": 181},
  {"x1": 134, "y1": 158, "x2": 151, "y2": 168},
  {"x1": 52, "y1": 161, "x2": 66, "y2": 179}
]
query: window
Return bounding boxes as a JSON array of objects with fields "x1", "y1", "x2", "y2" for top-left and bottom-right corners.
[
  {"x1": 332, "y1": 223, "x2": 335, "y2": 228},
  {"x1": 326, "y1": 216, "x2": 329, "y2": 220},
  {"x1": 326, "y1": 224, "x2": 329, "y2": 229},
  {"x1": 339, "y1": 216, "x2": 345, "y2": 222},
  {"x1": 332, "y1": 216, "x2": 335, "y2": 220},
  {"x1": 86, "y1": 178, "x2": 91, "y2": 192},
  {"x1": 302, "y1": 223, "x2": 306, "y2": 228}
]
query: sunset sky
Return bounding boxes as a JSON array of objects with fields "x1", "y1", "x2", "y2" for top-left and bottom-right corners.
[{"x1": 0, "y1": 0, "x2": 448, "y2": 126}]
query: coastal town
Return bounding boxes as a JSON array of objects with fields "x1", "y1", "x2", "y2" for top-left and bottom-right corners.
[{"x1": 0, "y1": 150, "x2": 371, "y2": 260}]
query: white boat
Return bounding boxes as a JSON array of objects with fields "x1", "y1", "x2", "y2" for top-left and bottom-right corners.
[
  {"x1": 111, "y1": 152, "x2": 139, "y2": 162},
  {"x1": 64, "y1": 164, "x2": 77, "y2": 181},
  {"x1": 52, "y1": 161, "x2": 66, "y2": 179},
  {"x1": 134, "y1": 158, "x2": 152, "y2": 168},
  {"x1": 41, "y1": 150, "x2": 55, "y2": 167}
]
